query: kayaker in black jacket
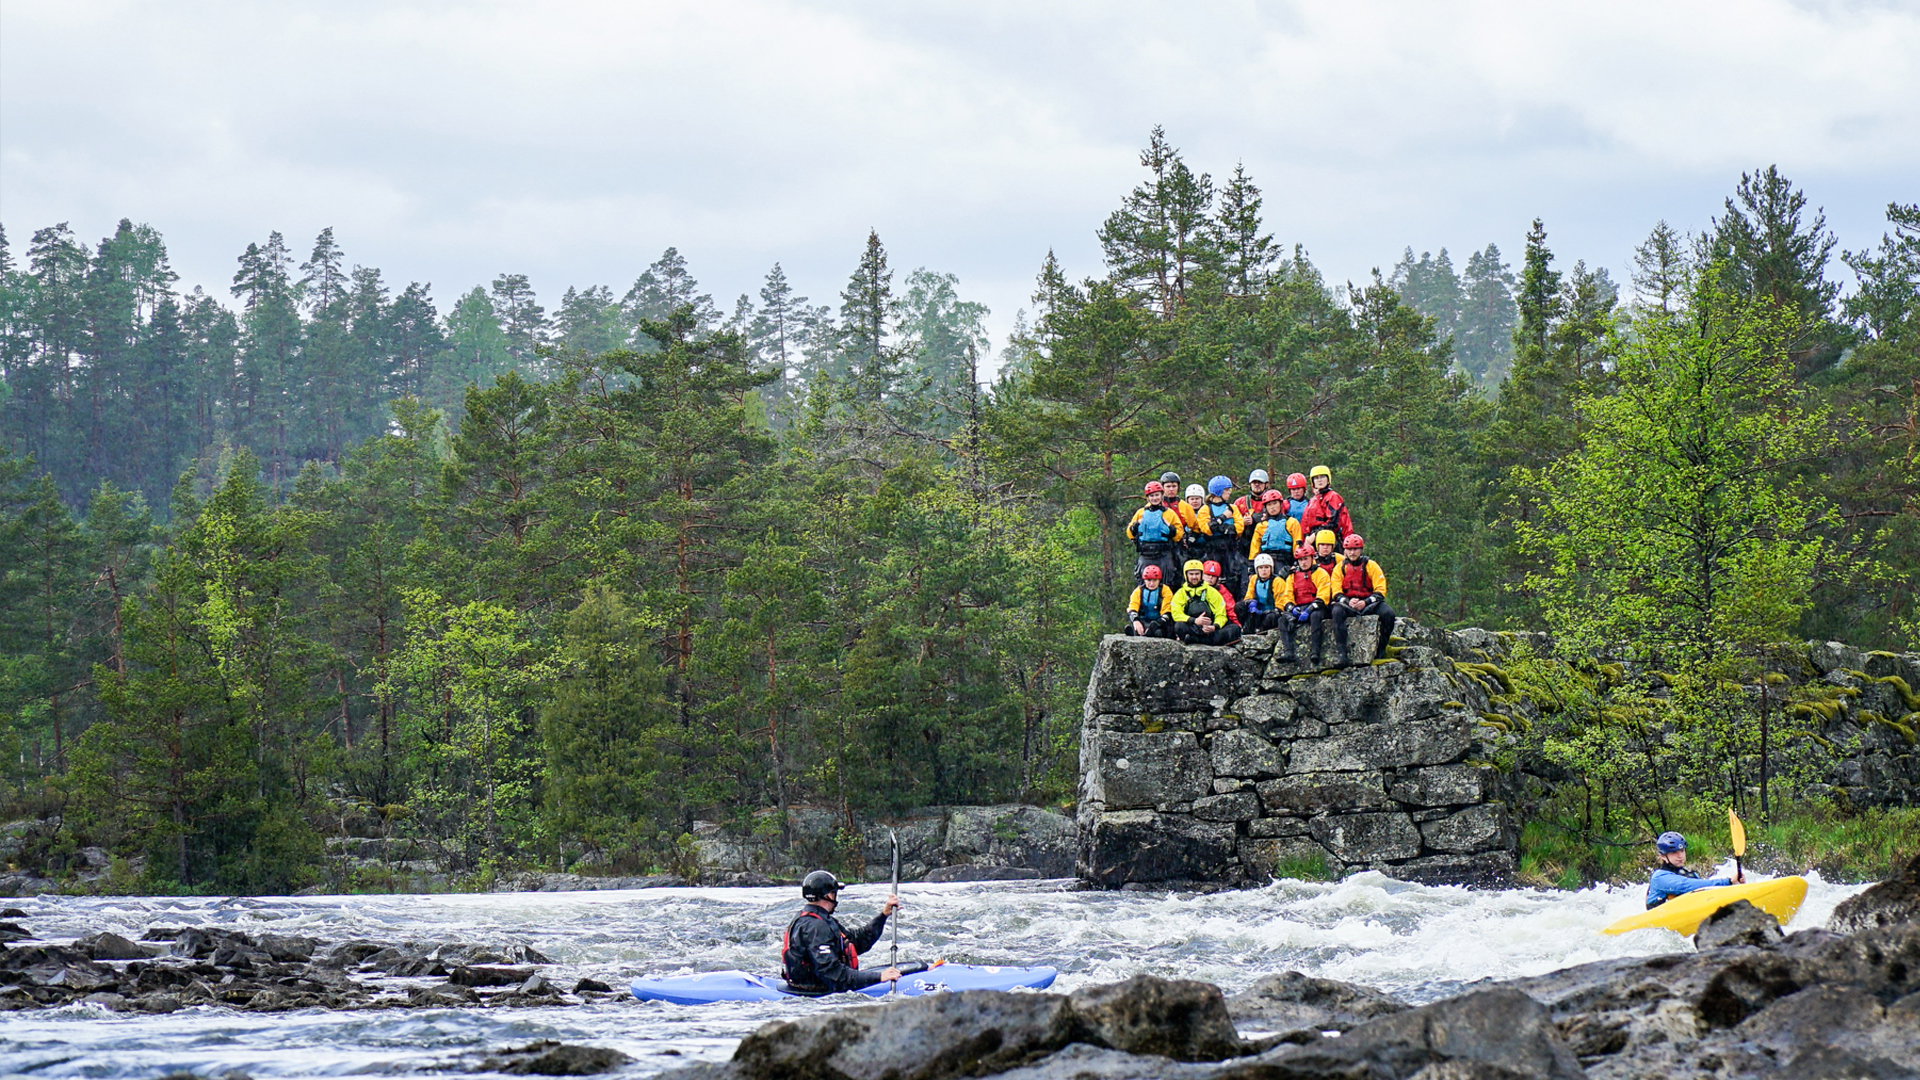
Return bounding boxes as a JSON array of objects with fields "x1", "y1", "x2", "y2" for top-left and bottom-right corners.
[{"x1": 780, "y1": 870, "x2": 901, "y2": 993}]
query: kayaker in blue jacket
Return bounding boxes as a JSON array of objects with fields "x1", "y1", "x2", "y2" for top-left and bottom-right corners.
[{"x1": 1646, "y1": 831, "x2": 1744, "y2": 909}]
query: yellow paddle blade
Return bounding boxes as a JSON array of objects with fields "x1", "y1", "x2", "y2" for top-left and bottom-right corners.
[{"x1": 1729, "y1": 809, "x2": 1747, "y2": 857}]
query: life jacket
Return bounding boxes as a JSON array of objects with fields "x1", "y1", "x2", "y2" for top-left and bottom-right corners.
[
  {"x1": 1134, "y1": 506, "x2": 1175, "y2": 545},
  {"x1": 1257, "y1": 518, "x2": 1295, "y2": 554},
  {"x1": 1303, "y1": 490, "x2": 1349, "y2": 538},
  {"x1": 1133, "y1": 585, "x2": 1164, "y2": 617},
  {"x1": 1288, "y1": 570, "x2": 1320, "y2": 606},
  {"x1": 1341, "y1": 557, "x2": 1375, "y2": 599},
  {"x1": 781, "y1": 909, "x2": 856, "y2": 985},
  {"x1": 1286, "y1": 495, "x2": 1309, "y2": 525},
  {"x1": 1206, "y1": 501, "x2": 1238, "y2": 541},
  {"x1": 1245, "y1": 574, "x2": 1277, "y2": 612},
  {"x1": 1184, "y1": 592, "x2": 1214, "y2": 620}
]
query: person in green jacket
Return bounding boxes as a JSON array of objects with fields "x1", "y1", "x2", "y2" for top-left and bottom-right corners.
[{"x1": 1172, "y1": 560, "x2": 1240, "y2": 646}]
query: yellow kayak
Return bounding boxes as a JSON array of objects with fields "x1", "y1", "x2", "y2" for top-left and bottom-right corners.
[{"x1": 1602, "y1": 875, "x2": 1808, "y2": 937}]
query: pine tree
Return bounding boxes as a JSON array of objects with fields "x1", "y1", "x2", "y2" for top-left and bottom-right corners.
[
  {"x1": 1703, "y1": 165, "x2": 1845, "y2": 375},
  {"x1": 838, "y1": 230, "x2": 897, "y2": 402},
  {"x1": 554, "y1": 284, "x2": 626, "y2": 358},
  {"x1": 621, "y1": 248, "x2": 718, "y2": 333},
  {"x1": 489, "y1": 273, "x2": 548, "y2": 372},
  {"x1": 1099, "y1": 127, "x2": 1217, "y2": 317},
  {"x1": 1212, "y1": 163, "x2": 1276, "y2": 297},
  {"x1": 1455, "y1": 244, "x2": 1517, "y2": 387},
  {"x1": 1631, "y1": 220, "x2": 1692, "y2": 317}
]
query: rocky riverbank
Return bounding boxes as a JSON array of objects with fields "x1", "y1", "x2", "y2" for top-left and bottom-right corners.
[{"x1": 0, "y1": 917, "x2": 613, "y2": 1015}]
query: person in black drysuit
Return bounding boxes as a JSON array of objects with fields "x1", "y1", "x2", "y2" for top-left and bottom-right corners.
[{"x1": 781, "y1": 870, "x2": 901, "y2": 994}]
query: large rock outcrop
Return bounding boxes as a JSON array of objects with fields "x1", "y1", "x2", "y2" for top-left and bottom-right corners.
[{"x1": 1078, "y1": 620, "x2": 1529, "y2": 887}]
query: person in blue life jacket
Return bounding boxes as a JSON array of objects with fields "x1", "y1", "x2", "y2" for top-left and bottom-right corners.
[
  {"x1": 1125, "y1": 564, "x2": 1174, "y2": 637},
  {"x1": 1204, "y1": 475, "x2": 1248, "y2": 584},
  {"x1": 782, "y1": 870, "x2": 902, "y2": 994},
  {"x1": 1645, "y1": 832, "x2": 1744, "y2": 909},
  {"x1": 1127, "y1": 481, "x2": 1184, "y2": 585},
  {"x1": 1239, "y1": 552, "x2": 1284, "y2": 633}
]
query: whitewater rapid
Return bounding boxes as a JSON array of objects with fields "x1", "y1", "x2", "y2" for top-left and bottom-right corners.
[{"x1": 0, "y1": 868, "x2": 1867, "y2": 1078}]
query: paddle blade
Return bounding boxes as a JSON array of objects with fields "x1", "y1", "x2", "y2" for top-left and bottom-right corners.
[{"x1": 1729, "y1": 809, "x2": 1747, "y2": 857}]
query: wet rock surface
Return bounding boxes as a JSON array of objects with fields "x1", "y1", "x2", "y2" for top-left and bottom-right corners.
[
  {"x1": 1830, "y1": 850, "x2": 1920, "y2": 933},
  {"x1": 0, "y1": 920, "x2": 608, "y2": 1015}
]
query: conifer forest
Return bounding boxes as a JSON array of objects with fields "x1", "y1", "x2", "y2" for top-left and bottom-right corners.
[{"x1": 2, "y1": 130, "x2": 1916, "y2": 892}]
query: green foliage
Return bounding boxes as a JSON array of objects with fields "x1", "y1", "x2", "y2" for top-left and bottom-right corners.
[{"x1": 1, "y1": 141, "x2": 1915, "y2": 889}]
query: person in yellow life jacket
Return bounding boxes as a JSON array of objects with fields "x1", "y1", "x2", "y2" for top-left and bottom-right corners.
[
  {"x1": 1329, "y1": 533, "x2": 1394, "y2": 667},
  {"x1": 1125, "y1": 564, "x2": 1174, "y2": 638},
  {"x1": 1126, "y1": 481, "x2": 1185, "y2": 586},
  {"x1": 1179, "y1": 483, "x2": 1211, "y2": 565},
  {"x1": 1280, "y1": 544, "x2": 1330, "y2": 664},
  {"x1": 1240, "y1": 552, "x2": 1284, "y2": 634},
  {"x1": 1171, "y1": 560, "x2": 1239, "y2": 646},
  {"x1": 1247, "y1": 489, "x2": 1302, "y2": 565},
  {"x1": 1203, "y1": 476, "x2": 1248, "y2": 584}
]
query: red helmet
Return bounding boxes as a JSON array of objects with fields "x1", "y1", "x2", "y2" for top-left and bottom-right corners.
[
  {"x1": 1202, "y1": 560, "x2": 1223, "y2": 576},
  {"x1": 1261, "y1": 488, "x2": 1286, "y2": 505},
  {"x1": 1343, "y1": 533, "x2": 1365, "y2": 551},
  {"x1": 1144, "y1": 481, "x2": 1162, "y2": 496},
  {"x1": 1293, "y1": 544, "x2": 1315, "y2": 560},
  {"x1": 1141, "y1": 564, "x2": 1162, "y2": 580},
  {"x1": 1286, "y1": 472, "x2": 1308, "y2": 489}
]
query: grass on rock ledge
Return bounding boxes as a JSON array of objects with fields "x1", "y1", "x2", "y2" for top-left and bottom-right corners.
[{"x1": 1516, "y1": 795, "x2": 1920, "y2": 890}]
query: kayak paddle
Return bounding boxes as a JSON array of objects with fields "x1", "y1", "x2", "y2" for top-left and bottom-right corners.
[
  {"x1": 1729, "y1": 808, "x2": 1746, "y2": 882},
  {"x1": 889, "y1": 829, "x2": 900, "y2": 983}
]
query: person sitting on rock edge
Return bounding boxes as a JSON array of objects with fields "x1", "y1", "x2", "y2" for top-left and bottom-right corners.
[
  {"x1": 1202, "y1": 560, "x2": 1242, "y2": 630},
  {"x1": 1279, "y1": 544, "x2": 1329, "y2": 664},
  {"x1": 1329, "y1": 533, "x2": 1394, "y2": 667},
  {"x1": 1171, "y1": 559, "x2": 1240, "y2": 646},
  {"x1": 1239, "y1": 552, "x2": 1285, "y2": 634},
  {"x1": 782, "y1": 870, "x2": 901, "y2": 994},
  {"x1": 1125, "y1": 564, "x2": 1174, "y2": 638},
  {"x1": 1646, "y1": 832, "x2": 1743, "y2": 910}
]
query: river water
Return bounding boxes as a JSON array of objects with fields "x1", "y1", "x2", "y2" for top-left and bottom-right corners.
[{"x1": 1, "y1": 868, "x2": 1866, "y2": 1078}]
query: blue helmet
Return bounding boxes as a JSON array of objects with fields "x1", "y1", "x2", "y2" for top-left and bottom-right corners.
[
  {"x1": 1207, "y1": 475, "x2": 1233, "y2": 498},
  {"x1": 1655, "y1": 831, "x2": 1687, "y2": 854}
]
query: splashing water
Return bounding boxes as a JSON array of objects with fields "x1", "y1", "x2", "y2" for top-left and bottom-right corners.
[{"x1": 1, "y1": 868, "x2": 1867, "y2": 1078}]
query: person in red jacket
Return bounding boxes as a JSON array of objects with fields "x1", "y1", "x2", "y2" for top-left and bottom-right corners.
[
  {"x1": 1233, "y1": 469, "x2": 1272, "y2": 517},
  {"x1": 1280, "y1": 544, "x2": 1329, "y2": 664},
  {"x1": 1202, "y1": 560, "x2": 1241, "y2": 629},
  {"x1": 1299, "y1": 465, "x2": 1353, "y2": 541},
  {"x1": 1329, "y1": 533, "x2": 1394, "y2": 666}
]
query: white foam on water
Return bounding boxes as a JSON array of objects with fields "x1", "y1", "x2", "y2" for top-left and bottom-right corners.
[{"x1": 0, "y1": 870, "x2": 1874, "y2": 1078}]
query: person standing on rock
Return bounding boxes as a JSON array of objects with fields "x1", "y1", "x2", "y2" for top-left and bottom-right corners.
[
  {"x1": 1328, "y1": 534, "x2": 1393, "y2": 667},
  {"x1": 1300, "y1": 465, "x2": 1353, "y2": 542},
  {"x1": 1126, "y1": 481, "x2": 1184, "y2": 585},
  {"x1": 1179, "y1": 483, "x2": 1211, "y2": 567},
  {"x1": 1171, "y1": 560, "x2": 1240, "y2": 645},
  {"x1": 1283, "y1": 472, "x2": 1312, "y2": 529},
  {"x1": 782, "y1": 871, "x2": 902, "y2": 994},
  {"x1": 1203, "y1": 477, "x2": 1247, "y2": 584},
  {"x1": 1279, "y1": 544, "x2": 1330, "y2": 664},
  {"x1": 1125, "y1": 564, "x2": 1174, "y2": 638},
  {"x1": 1232, "y1": 468, "x2": 1272, "y2": 518},
  {"x1": 1247, "y1": 489, "x2": 1302, "y2": 567},
  {"x1": 1646, "y1": 832, "x2": 1743, "y2": 909}
]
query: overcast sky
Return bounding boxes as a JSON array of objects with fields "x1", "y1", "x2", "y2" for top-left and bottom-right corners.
[{"x1": 5, "y1": 0, "x2": 1917, "y2": 358}]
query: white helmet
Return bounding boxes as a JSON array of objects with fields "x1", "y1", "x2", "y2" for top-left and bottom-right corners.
[
  {"x1": 1253, "y1": 553, "x2": 1274, "y2": 569},
  {"x1": 1249, "y1": 468, "x2": 1270, "y2": 484},
  {"x1": 1184, "y1": 483, "x2": 1205, "y2": 498}
]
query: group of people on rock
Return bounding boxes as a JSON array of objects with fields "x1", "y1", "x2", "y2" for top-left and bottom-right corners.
[{"x1": 1122, "y1": 466, "x2": 1393, "y2": 667}]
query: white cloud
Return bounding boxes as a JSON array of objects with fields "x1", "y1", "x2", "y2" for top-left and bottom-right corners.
[{"x1": 3, "y1": 0, "x2": 1914, "y2": 347}]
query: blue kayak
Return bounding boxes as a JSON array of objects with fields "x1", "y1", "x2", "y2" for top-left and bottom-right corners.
[{"x1": 630, "y1": 964, "x2": 1058, "y2": 1004}]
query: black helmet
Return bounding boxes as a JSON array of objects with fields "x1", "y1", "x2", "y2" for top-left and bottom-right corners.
[{"x1": 801, "y1": 870, "x2": 842, "y2": 901}]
